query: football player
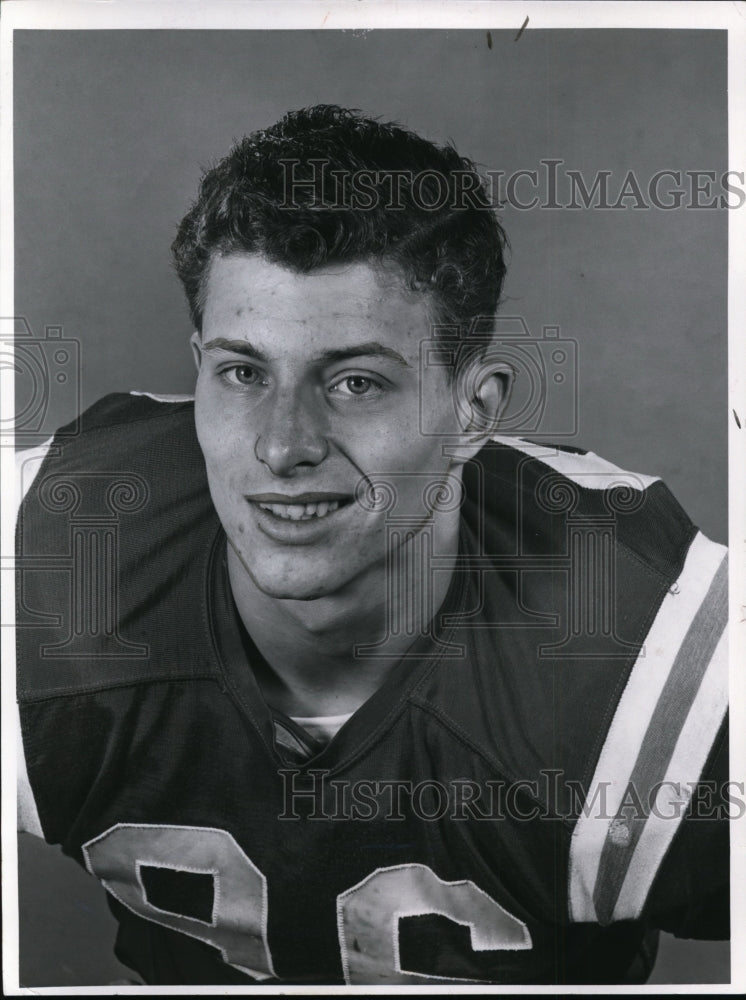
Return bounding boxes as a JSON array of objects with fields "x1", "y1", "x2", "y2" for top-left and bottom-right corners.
[{"x1": 15, "y1": 106, "x2": 728, "y2": 985}]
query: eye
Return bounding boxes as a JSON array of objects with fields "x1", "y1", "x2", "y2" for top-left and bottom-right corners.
[
  {"x1": 221, "y1": 364, "x2": 265, "y2": 387},
  {"x1": 329, "y1": 374, "x2": 383, "y2": 397}
]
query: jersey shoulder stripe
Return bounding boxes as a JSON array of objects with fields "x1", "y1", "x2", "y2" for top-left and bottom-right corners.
[
  {"x1": 129, "y1": 390, "x2": 195, "y2": 403},
  {"x1": 485, "y1": 436, "x2": 695, "y2": 587},
  {"x1": 491, "y1": 436, "x2": 660, "y2": 491},
  {"x1": 568, "y1": 531, "x2": 728, "y2": 923}
]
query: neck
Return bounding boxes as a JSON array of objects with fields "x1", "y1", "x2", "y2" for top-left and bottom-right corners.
[{"x1": 227, "y1": 509, "x2": 461, "y2": 717}]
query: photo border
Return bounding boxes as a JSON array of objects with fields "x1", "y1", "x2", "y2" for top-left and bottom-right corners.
[{"x1": 1, "y1": 2, "x2": 743, "y2": 995}]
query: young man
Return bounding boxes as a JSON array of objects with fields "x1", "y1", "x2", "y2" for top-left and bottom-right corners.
[{"x1": 15, "y1": 106, "x2": 728, "y2": 985}]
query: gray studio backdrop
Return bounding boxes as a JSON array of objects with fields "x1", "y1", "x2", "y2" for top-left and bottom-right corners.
[{"x1": 13, "y1": 28, "x2": 729, "y2": 987}]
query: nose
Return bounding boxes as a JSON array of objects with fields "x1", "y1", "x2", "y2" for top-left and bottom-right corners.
[{"x1": 254, "y1": 386, "x2": 329, "y2": 476}]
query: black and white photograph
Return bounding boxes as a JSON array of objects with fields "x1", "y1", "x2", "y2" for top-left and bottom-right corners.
[{"x1": 2, "y1": 0, "x2": 744, "y2": 992}]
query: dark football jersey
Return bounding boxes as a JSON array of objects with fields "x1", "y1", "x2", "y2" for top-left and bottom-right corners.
[{"x1": 16, "y1": 393, "x2": 729, "y2": 985}]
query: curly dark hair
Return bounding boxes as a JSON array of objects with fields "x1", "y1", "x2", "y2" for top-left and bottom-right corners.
[{"x1": 172, "y1": 105, "x2": 508, "y2": 359}]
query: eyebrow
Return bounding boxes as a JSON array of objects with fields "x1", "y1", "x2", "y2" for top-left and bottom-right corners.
[{"x1": 200, "y1": 338, "x2": 411, "y2": 369}]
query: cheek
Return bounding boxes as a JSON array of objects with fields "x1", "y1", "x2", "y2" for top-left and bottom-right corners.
[
  {"x1": 344, "y1": 407, "x2": 428, "y2": 460},
  {"x1": 200, "y1": 437, "x2": 241, "y2": 498},
  {"x1": 419, "y1": 378, "x2": 460, "y2": 435},
  {"x1": 198, "y1": 430, "x2": 249, "y2": 511},
  {"x1": 196, "y1": 397, "x2": 249, "y2": 463},
  {"x1": 387, "y1": 425, "x2": 452, "y2": 475}
]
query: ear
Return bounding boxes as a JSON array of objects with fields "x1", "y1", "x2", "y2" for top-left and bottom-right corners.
[
  {"x1": 469, "y1": 364, "x2": 514, "y2": 432},
  {"x1": 190, "y1": 330, "x2": 202, "y2": 372},
  {"x1": 451, "y1": 362, "x2": 515, "y2": 460}
]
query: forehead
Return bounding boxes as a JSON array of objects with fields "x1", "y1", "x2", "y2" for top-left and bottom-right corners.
[{"x1": 202, "y1": 254, "x2": 433, "y2": 351}]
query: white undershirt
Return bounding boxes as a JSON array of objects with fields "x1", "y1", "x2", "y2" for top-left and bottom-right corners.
[{"x1": 289, "y1": 713, "x2": 353, "y2": 743}]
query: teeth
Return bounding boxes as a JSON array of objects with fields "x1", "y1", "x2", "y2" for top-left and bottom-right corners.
[{"x1": 258, "y1": 500, "x2": 341, "y2": 520}]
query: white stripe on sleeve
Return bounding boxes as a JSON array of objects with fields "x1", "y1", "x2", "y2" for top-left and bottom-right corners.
[{"x1": 568, "y1": 531, "x2": 728, "y2": 923}]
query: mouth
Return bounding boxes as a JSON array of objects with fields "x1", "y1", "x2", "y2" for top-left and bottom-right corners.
[{"x1": 246, "y1": 493, "x2": 354, "y2": 523}]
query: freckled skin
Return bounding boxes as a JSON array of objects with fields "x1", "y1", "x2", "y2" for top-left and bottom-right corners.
[{"x1": 193, "y1": 254, "x2": 476, "y2": 606}]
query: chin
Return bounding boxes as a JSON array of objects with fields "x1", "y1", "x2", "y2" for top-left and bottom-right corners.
[
  {"x1": 228, "y1": 529, "x2": 386, "y2": 605},
  {"x1": 243, "y1": 557, "x2": 354, "y2": 603},
  {"x1": 252, "y1": 577, "x2": 339, "y2": 602}
]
